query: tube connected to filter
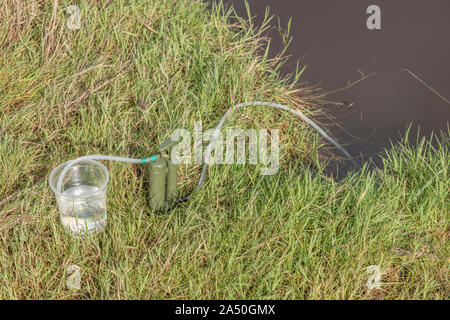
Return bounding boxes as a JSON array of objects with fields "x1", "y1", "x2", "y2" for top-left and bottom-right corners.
[{"x1": 53, "y1": 101, "x2": 355, "y2": 206}]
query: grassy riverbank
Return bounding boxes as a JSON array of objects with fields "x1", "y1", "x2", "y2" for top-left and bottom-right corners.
[{"x1": 0, "y1": 0, "x2": 448, "y2": 299}]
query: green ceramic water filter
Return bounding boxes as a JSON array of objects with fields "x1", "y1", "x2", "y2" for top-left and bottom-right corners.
[
  {"x1": 166, "y1": 160, "x2": 178, "y2": 202},
  {"x1": 158, "y1": 136, "x2": 180, "y2": 205},
  {"x1": 149, "y1": 156, "x2": 167, "y2": 211}
]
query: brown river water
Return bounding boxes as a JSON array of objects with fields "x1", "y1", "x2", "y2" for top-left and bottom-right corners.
[{"x1": 210, "y1": 0, "x2": 450, "y2": 174}]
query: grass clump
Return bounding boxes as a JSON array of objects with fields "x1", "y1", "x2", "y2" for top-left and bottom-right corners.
[{"x1": 0, "y1": 0, "x2": 448, "y2": 299}]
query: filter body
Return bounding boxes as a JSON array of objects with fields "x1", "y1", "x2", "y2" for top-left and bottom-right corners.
[
  {"x1": 148, "y1": 157, "x2": 167, "y2": 211},
  {"x1": 166, "y1": 160, "x2": 178, "y2": 202}
]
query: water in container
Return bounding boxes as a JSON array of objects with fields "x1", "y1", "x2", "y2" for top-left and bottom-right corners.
[{"x1": 49, "y1": 160, "x2": 109, "y2": 236}]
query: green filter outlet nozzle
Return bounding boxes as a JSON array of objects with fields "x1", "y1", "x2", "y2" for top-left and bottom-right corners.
[{"x1": 158, "y1": 136, "x2": 180, "y2": 154}]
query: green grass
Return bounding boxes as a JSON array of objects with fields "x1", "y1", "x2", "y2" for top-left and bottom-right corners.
[{"x1": 0, "y1": 0, "x2": 448, "y2": 299}]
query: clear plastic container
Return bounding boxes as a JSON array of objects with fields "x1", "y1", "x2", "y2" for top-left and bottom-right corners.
[{"x1": 49, "y1": 160, "x2": 109, "y2": 236}]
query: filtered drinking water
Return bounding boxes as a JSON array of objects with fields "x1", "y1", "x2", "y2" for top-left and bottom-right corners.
[{"x1": 59, "y1": 185, "x2": 107, "y2": 235}]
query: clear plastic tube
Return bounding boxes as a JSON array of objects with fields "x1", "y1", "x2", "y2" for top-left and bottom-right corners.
[{"x1": 196, "y1": 101, "x2": 355, "y2": 193}]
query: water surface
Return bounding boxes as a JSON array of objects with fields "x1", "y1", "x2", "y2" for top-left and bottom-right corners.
[{"x1": 215, "y1": 0, "x2": 450, "y2": 171}]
